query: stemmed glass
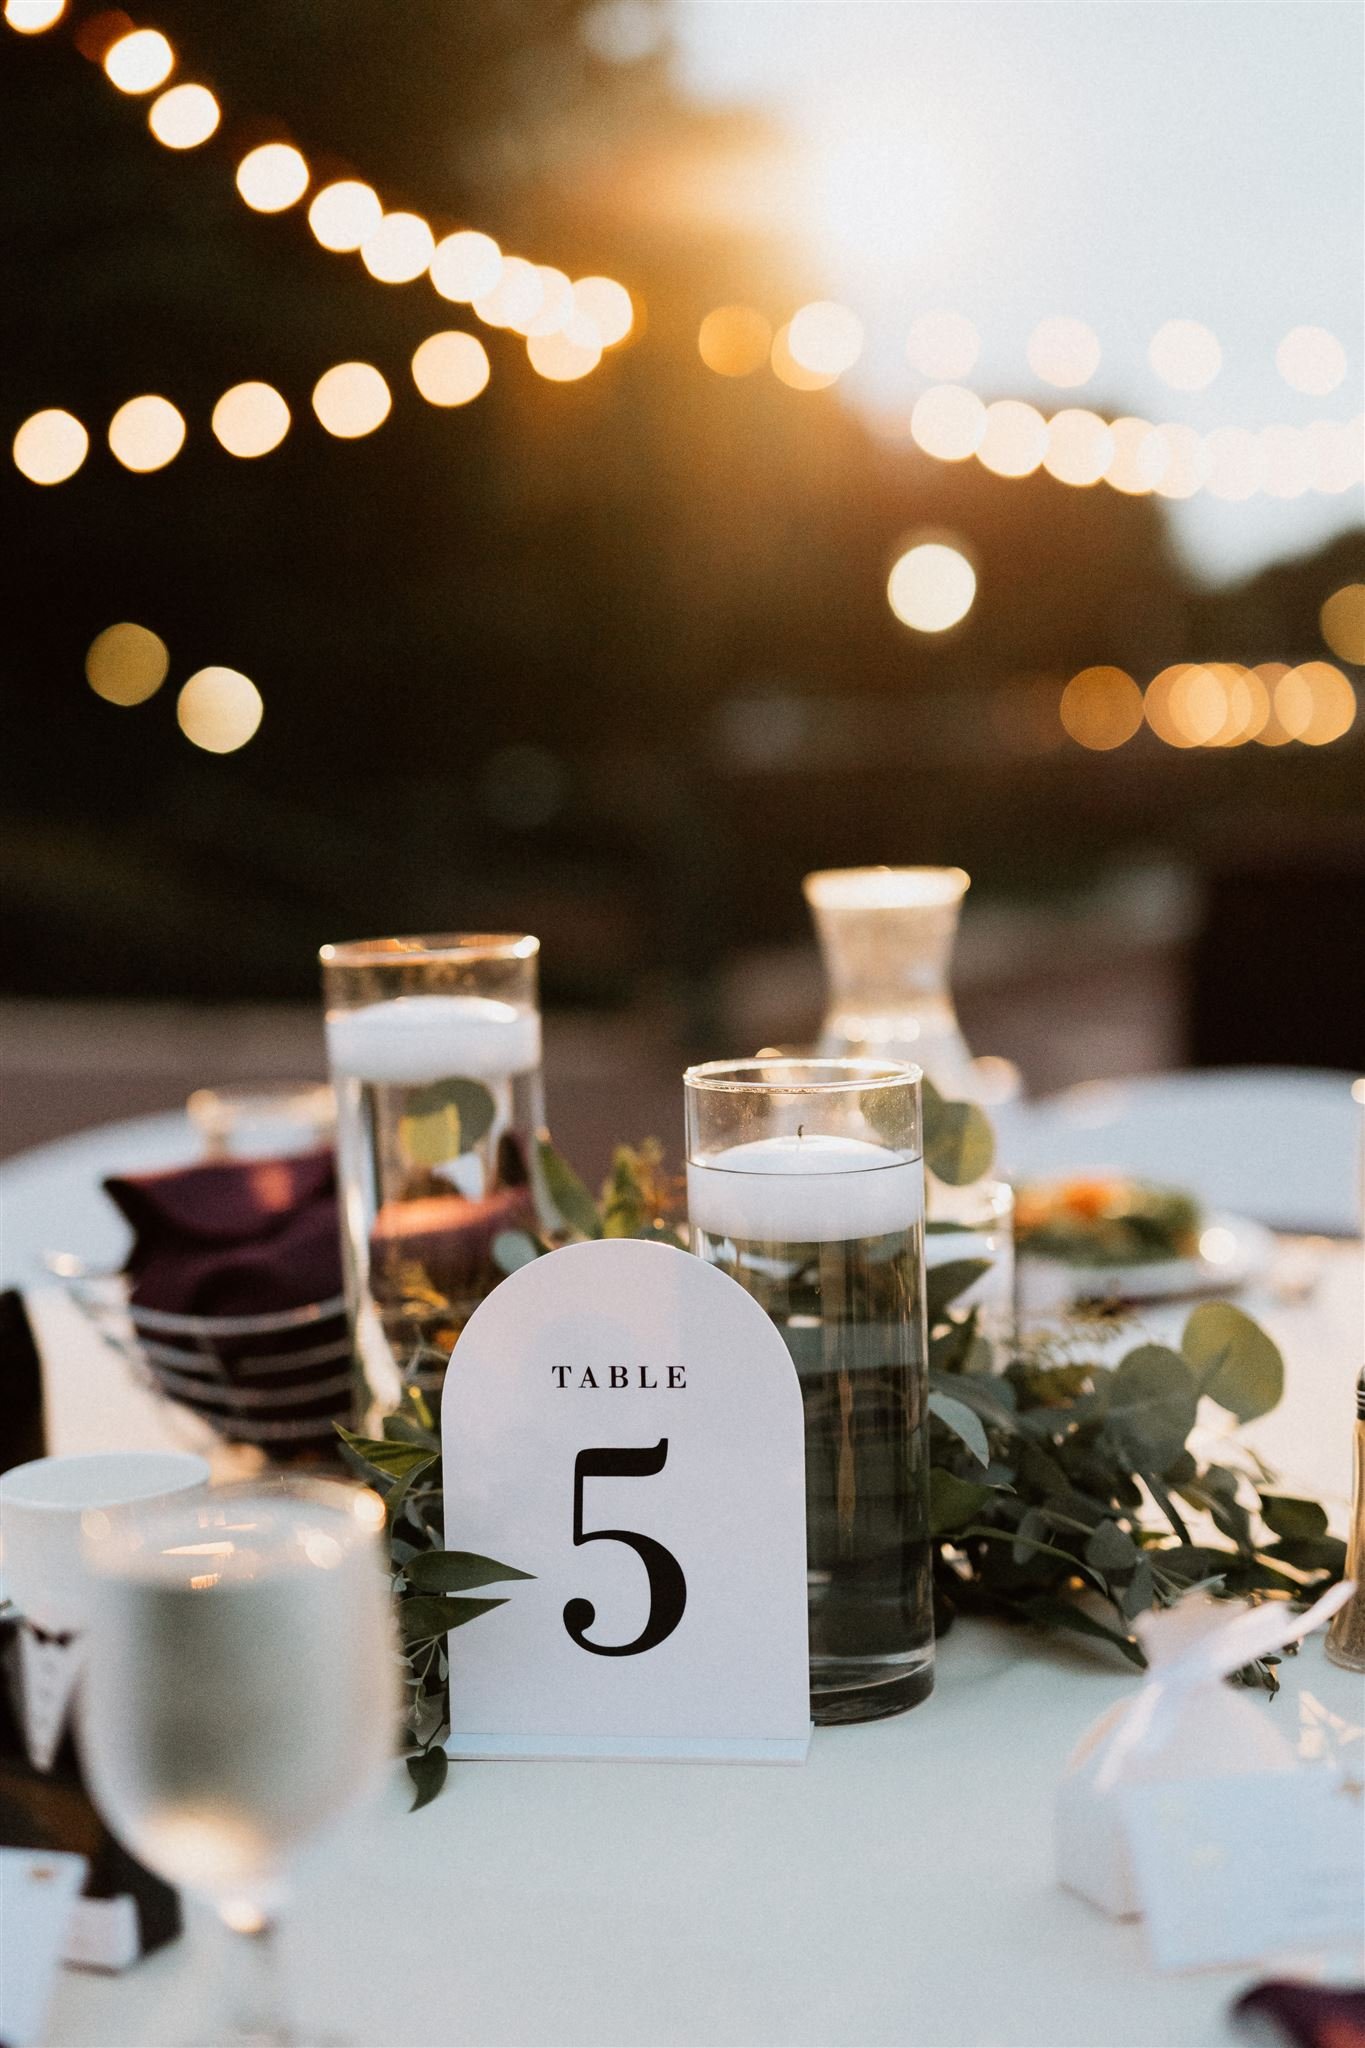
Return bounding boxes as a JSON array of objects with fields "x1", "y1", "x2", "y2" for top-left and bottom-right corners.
[{"x1": 79, "y1": 1475, "x2": 399, "y2": 2046}]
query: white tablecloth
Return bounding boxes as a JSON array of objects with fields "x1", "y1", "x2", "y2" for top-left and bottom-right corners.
[{"x1": 2, "y1": 1083, "x2": 1361, "y2": 2048}]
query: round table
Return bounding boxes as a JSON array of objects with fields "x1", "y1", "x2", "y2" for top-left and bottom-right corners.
[{"x1": 3, "y1": 1077, "x2": 1361, "y2": 2047}]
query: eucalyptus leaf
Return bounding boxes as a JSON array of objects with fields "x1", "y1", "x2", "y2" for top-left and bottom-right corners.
[
  {"x1": 1085, "y1": 1519, "x2": 1138, "y2": 1572},
  {"x1": 492, "y1": 1229, "x2": 543, "y2": 1274},
  {"x1": 1016, "y1": 1595, "x2": 1146, "y2": 1669},
  {"x1": 1102, "y1": 1345, "x2": 1198, "y2": 1470},
  {"x1": 927, "y1": 1259, "x2": 990, "y2": 1327},
  {"x1": 928, "y1": 1390, "x2": 991, "y2": 1467},
  {"x1": 928, "y1": 1468, "x2": 993, "y2": 1535},
  {"x1": 406, "y1": 1746, "x2": 448, "y2": 1813},
  {"x1": 404, "y1": 1550, "x2": 536, "y2": 1593},
  {"x1": 1259, "y1": 1494, "x2": 1329, "y2": 1542},
  {"x1": 1182, "y1": 1302, "x2": 1284, "y2": 1423},
  {"x1": 536, "y1": 1138, "x2": 603, "y2": 1239},
  {"x1": 336, "y1": 1429, "x2": 437, "y2": 1484},
  {"x1": 400, "y1": 1077, "x2": 497, "y2": 1167},
  {"x1": 400, "y1": 1594, "x2": 508, "y2": 1646},
  {"x1": 922, "y1": 1078, "x2": 996, "y2": 1187}
]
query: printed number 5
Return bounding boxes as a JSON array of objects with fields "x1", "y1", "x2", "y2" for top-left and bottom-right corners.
[{"x1": 563, "y1": 1440, "x2": 687, "y2": 1657}]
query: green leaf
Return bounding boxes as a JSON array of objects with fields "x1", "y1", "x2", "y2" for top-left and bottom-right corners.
[
  {"x1": 335, "y1": 1429, "x2": 437, "y2": 1485},
  {"x1": 1182, "y1": 1303, "x2": 1284, "y2": 1423},
  {"x1": 406, "y1": 1746, "x2": 448, "y2": 1812},
  {"x1": 536, "y1": 1138, "x2": 603, "y2": 1239},
  {"x1": 928, "y1": 1468, "x2": 993, "y2": 1535},
  {"x1": 1016, "y1": 1595, "x2": 1146, "y2": 1669},
  {"x1": 1103, "y1": 1345, "x2": 1198, "y2": 1469},
  {"x1": 400, "y1": 1594, "x2": 508, "y2": 1646},
  {"x1": 1259, "y1": 1494, "x2": 1329, "y2": 1542},
  {"x1": 404, "y1": 1550, "x2": 535, "y2": 1593},
  {"x1": 1261, "y1": 1534, "x2": 1347, "y2": 1576},
  {"x1": 928, "y1": 1390, "x2": 991, "y2": 1467},
  {"x1": 1085, "y1": 1519, "x2": 1139, "y2": 1573},
  {"x1": 400, "y1": 1077, "x2": 497, "y2": 1167},
  {"x1": 927, "y1": 1259, "x2": 990, "y2": 1326},
  {"x1": 922, "y1": 1078, "x2": 995, "y2": 1186},
  {"x1": 492, "y1": 1229, "x2": 543, "y2": 1274}
]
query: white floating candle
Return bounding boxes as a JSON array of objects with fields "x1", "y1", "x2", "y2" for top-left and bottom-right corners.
[
  {"x1": 687, "y1": 1133, "x2": 923, "y2": 1245},
  {"x1": 325, "y1": 994, "x2": 541, "y2": 1086}
]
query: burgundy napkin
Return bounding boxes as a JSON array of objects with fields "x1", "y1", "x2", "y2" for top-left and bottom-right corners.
[{"x1": 1234, "y1": 1982, "x2": 1365, "y2": 2048}]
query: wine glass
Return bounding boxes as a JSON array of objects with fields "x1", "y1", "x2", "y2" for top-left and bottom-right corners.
[{"x1": 79, "y1": 1475, "x2": 399, "y2": 2046}]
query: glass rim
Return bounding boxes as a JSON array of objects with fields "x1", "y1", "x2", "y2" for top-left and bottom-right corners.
[
  {"x1": 802, "y1": 865, "x2": 970, "y2": 910},
  {"x1": 683, "y1": 1056, "x2": 922, "y2": 1096},
  {"x1": 81, "y1": 1473, "x2": 387, "y2": 1577},
  {"x1": 319, "y1": 932, "x2": 539, "y2": 968}
]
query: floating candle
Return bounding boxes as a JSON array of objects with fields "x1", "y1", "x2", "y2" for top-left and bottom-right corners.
[
  {"x1": 325, "y1": 994, "x2": 541, "y2": 1085},
  {"x1": 686, "y1": 1132, "x2": 923, "y2": 1244}
]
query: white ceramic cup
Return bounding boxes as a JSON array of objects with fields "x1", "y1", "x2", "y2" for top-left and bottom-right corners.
[{"x1": 0, "y1": 1451, "x2": 211, "y2": 1635}]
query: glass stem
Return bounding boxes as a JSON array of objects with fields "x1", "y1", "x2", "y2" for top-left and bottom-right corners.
[{"x1": 223, "y1": 1912, "x2": 294, "y2": 2047}]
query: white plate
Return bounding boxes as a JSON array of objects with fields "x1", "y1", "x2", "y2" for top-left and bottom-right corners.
[{"x1": 1018, "y1": 1208, "x2": 1275, "y2": 1309}]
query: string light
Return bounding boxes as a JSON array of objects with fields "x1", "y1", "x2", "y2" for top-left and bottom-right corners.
[
  {"x1": 787, "y1": 301, "x2": 864, "y2": 377},
  {"x1": 311, "y1": 362, "x2": 390, "y2": 438},
  {"x1": 103, "y1": 28, "x2": 174, "y2": 93},
  {"x1": 474, "y1": 257, "x2": 543, "y2": 329},
  {"x1": 977, "y1": 400, "x2": 1047, "y2": 477},
  {"x1": 1276, "y1": 326, "x2": 1346, "y2": 398},
  {"x1": 12, "y1": 408, "x2": 88, "y2": 484},
  {"x1": 211, "y1": 381, "x2": 290, "y2": 458},
  {"x1": 177, "y1": 666, "x2": 263, "y2": 752},
  {"x1": 1104, "y1": 417, "x2": 1166, "y2": 495},
  {"x1": 572, "y1": 276, "x2": 634, "y2": 348},
  {"x1": 1148, "y1": 320, "x2": 1222, "y2": 392},
  {"x1": 361, "y1": 211, "x2": 434, "y2": 284},
  {"x1": 85, "y1": 621, "x2": 168, "y2": 704},
  {"x1": 1027, "y1": 317, "x2": 1101, "y2": 389},
  {"x1": 430, "y1": 230, "x2": 503, "y2": 303},
  {"x1": 236, "y1": 143, "x2": 309, "y2": 214},
  {"x1": 910, "y1": 384, "x2": 985, "y2": 462},
  {"x1": 522, "y1": 268, "x2": 575, "y2": 338},
  {"x1": 887, "y1": 543, "x2": 976, "y2": 632},
  {"x1": 1055, "y1": 659, "x2": 1357, "y2": 751},
  {"x1": 5, "y1": 0, "x2": 66, "y2": 32},
  {"x1": 108, "y1": 393, "x2": 185, "y2": 472},
  {"x1": 411, "y1": 331, "x2": 490, "y2": 406},
  {"x1": 307, "y1": 180, "x2": 382, "y2": 253},
  {"x1": 1059, "y1": 667, "x2": 1143, "y2": 749},
  {"x1": 1276, "y1": 661, "x2": 1356, "y2": 744},
  {"x1": 1042, "y1": 408, "x2": 1114, "y2": 487},
  {"x1": 527, "y1": 323, "x2": 602, "y2": 383},
  {"x1": 1320, "y1": 584, "x2": 1365, "y2": 666},
  {"x1": 148, "y1": 82, "x2": 219, "y2": 149},
  {"x1": 697, "y1": 306, "x2": 772, "y2": 378},
  {"x1": 770, "y1": 323, "x2": 838, "y2": 392}
]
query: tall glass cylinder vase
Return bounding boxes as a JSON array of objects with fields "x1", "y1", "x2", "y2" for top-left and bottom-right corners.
[
  {"x1": 321, "y1": 934, "x2": 543, "y2": 1421},
  {"x1": 684, "y1": 1058, "x2": 931, "y2": 1724}
]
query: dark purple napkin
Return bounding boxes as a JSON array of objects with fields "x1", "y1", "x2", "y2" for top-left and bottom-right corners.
[{"x1": 1234, "y1": 1981, "x2": 1365, "y2": 2048}]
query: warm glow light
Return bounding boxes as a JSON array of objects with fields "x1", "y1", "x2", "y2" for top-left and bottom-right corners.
[
  {"x1": 311, "y1": 362, "x2": 391, "y2": 438},
  {"x1": 1202, "y1": 664, "x2": 1257, "y2": 746},
  {"x1": 211, "y1": 382, "x2": 290, "y2": 458},
  {"x1": 1276, "y1": 326, "x2": 1347, "y2": 398},
  {"x1": 906, "y1": 311, "x2": 979, "y2": 382},
  {"x1": 103, "y1": 28, "x2": 174, "y2": 93},
  {"x1": 1250, "y1": 664, "x2": 1295, "y2": 746},
  {"x1": 85, "y1": 621, "x2": 168, "y2": 705},
  {"x1": 360, "y1": 210, "x2": 432, "y2": 283},
  {"x1": 177, "y1": 666, "x2": 263, "y2": 753},
  {"x1": 887, "y1": 543, "x2": 976, "y2": 633},
  {"x1": 1144, "y1": 664, "x2": 1227, "y2": 748},
  {"x1": 1148, "y1": 320, "x2": 1221, "y2": 392},
  {"x1": 12, "y1": 408, "x2": 88, "y2": 484},
  {"x1": 698, "y1": 305, "x2": 772, "y2": 378},
  {"x1": 1059, "y1": 666, "x2": 1143, "y2": 750},
  {"x1": 1320, "y1": 584, "x2": 1365, "y2": 666},
  {"x1": 148, "y1": 83, "x2": 219, "y2": 149},
  {"x1": 526, "y1": 321, "x2": 602, "y2": 382},
  {"x1": 1276, "y1": 662, "x2": 1357, "y2": 745},
  {"x1": 1043, "y1": 408, "x2": 1115, "y2": 487},
  {"x1": 430, "y1": 230, "x2": 503, "y2": 303},
  {"x1": 1304, "y1": 418, "x2": 1363, "y2": 495},
  {"x1": 473, "y1": 256, "x2": 543, "y2": 329},
  {"x1": 787, "y1": 301, "x2": 863, "y2": 377},
  {"x1": 1257, "y1": 425, "x2": 1311, "y2": 500},
  {"x1": 411, "y1": 331, "x2": 490, "y2": 406},
  {"x1": 307, "y1": 180, "x2": 381, "y2": 252},
  {"x1": 1027, "y1": 317, "x2": 1101, "y2": 390},
  {"x1": 1150, "y1": 423, "x2": 1208, "y2": 500},
  {"x1": 1104, "y1": 416, "x2": 1166, "y2": 495},
  {"x1": 5, "y1": 0, "x2": 66, "y2": 31},
  {"x1": 108, "y1": 394, "x2": 185, "y2": 472},
  {"x1": 1203, "y1": 427, "x2": 1264, "y2": 502},
  {"x1": 771, "y1": 323, "x2": 838, "y2": 392},
  {"x1": 976, "y1": 400, "x2": 1047, "y2": 478},
  {"x1": 521, "y1": 267, "x2": 575, "y2": 338},
  {"x1": 571, "y1": 276, "x2": 633, "y2": 347},
  {"x1": 236, "y1": 144, "x2": 309, "y2": 214},
  {"x1": 910, "y1": 384, "x2": 986, "y2": 463}
]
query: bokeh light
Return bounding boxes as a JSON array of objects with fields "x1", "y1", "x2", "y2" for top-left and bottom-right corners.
[
  {"x1": 311, "y1": 362, "x2": 391, "y2": 438},
  {"x1": 526, "y1": 321, "x2": 602, "y2": 382},
  {"x1": 521, "y1": 267, "x2": 575, "y2": 338},
  {"x1": 697, "y1": 305, "x2": 772, "y2": 378},
  {"x1": 474, "y1": 256, "x2": 544, "y2": 329},
  {"x1": 1148, "y1": 320, "x2": 1222, "y2": 392},
  {"x1": 236, "y1": 144, "x2": 309, "y2": 214},
  {"x1": 906, "y1": 311, "x2": 979, "y2": 381},
  {"x1": 1320, "y1": 584, "x2": 1365, "y2": 666},
  {"x1": 771, "y1": 323, "x2": 838, "y2": 391},
  {"x1": 1201, "y1": 664, "x2": 1259, "y2": 746},
  {"x1": 211, "y1": 382, "x2": 290, "y2": 458},
  {"x1": 308, "y1": 180, "x2": 382, "y2": 252},
  {"x1": 1257, "y1": 425, "x2": 1311, "y2": 500},
  {"x1": 571, "y1": 276, "x2": 633, "y2": 347},
  {"x1": 360, "y1": 210, "x2": 433, "y2": 283},
  {"x1": 1042, "y1": 408, "x2": 1115, "y2": 487},
  {"x1": 148, "y1": 82, "x2": 219, "y2": 149},
  {"x1": 1144, "y1": 663, "x2": 1226, "y2": 747},
  {"x1": 1027, "y1": 317, "x2": 1101, "y2": 389},
  {"x1": 12, "y1": 408, "x2": 88, "y2": 484},
  {"x1": 976, "y1": 399, "x2": 1047, "y2": 478},
  {"x1": 1150, "y1": 422, "x2": 1208, "y2": 500},
  {"x1": 887, "y1": 542, "x2": 976, "y2": 632},
  {"x1": 177, "y1": 667, "x2": 263, "y2": 753},
  {"x1": 787, "y1": 301, "x2": 864, "y2": 376},
  {"x1": 411, "y1": 331, "x2": 490, "y2": 406},
  {"x1": 1059, "y1": 666, "x2": 1143, "y2": 749},
  {"x1": 430, "y1": 230, "x2": 503, "y2": 303},
  {"x1": 1276, "y1": 662, "x2": 1357, "y2": 745},
  {"x1": 103, "y1": 28, "x2": 174, "y2": 93},
  {"x1": 5, "y1": 0, "x2": 66, "y2": 31},
  {"x1": 1250, "y1": 665, "x2": 1295, "y2": 746},
  {"x1": 108, "y1": 394, "x2": 185, "y2": 472},
  {"x1": 910, "y1": 384, "x2": 986, "y2": 462},
  {"x1": 1202, "y1": 426, "x2": 1264, "y2": 502},
  {"x1": 1304, "y1": 418, "x2": 1364, "y2": 495},
  {"x1": 1104, "y1": 416, "x2": 1166, "y2": 495},
  {"x1": 1276, "y1": 326, "x2": 1347, "y2": 397},
  {"x1": 85, "y1": 621, "x2": 168, "y2": 705}
]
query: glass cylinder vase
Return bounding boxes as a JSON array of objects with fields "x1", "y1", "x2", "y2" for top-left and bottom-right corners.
[
  {"x1": 320, "y1": 934, "x2": 543, "y2": 1420},
  {"x1": 684, "y1": 1057, "x2": 932, "y2": 1724}
]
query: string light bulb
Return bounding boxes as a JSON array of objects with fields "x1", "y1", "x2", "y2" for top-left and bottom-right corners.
[
  {"x1": 148, "y1": 83, "x2": 219, "y2": 149},
  {"x1": 12, "y1": 408, "x2": 88, "y2": 484},
  {"x1": 103, "y1": 28, "x2": 174, "y2": 93}
]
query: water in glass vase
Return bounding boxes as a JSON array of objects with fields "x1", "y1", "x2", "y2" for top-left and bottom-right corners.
[
  {"x1": 688, "y1": 1142, "x2": 932, "y2": 1724},
  {"x1": 327, "y1": 994, "x2": 544, "y2": 1411}
]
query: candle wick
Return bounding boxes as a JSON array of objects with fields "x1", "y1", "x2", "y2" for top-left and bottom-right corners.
[{"x1": 797, "y1": 1123, "x2": 805, "y2": 1140}]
